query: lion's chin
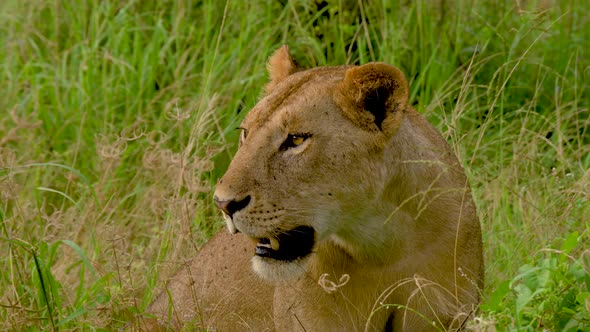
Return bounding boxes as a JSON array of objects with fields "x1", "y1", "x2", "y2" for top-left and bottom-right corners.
[{"x1": 251, "y1": 256, "x2": 310, "y2": 282}]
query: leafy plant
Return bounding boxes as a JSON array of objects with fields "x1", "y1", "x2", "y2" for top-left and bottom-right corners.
[{"x1": 482, "y1": 232, "x2": 590, "y2": 330}]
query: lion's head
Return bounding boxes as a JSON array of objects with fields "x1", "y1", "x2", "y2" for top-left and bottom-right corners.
[{"x1": 213, "y1": 46, "x2": 413, "y2": 281}]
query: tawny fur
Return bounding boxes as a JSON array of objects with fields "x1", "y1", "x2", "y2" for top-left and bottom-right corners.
[{"x1": 137, "y1": 46, "x2": 483, "y2": 332}]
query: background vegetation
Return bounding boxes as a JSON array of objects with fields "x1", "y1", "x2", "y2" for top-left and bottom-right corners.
[{"x1": 0, "y1": 0, "x2": 588, "y2": 330}]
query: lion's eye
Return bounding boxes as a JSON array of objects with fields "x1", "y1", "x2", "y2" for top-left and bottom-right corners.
[
  {"x1": 291, "y1": 135, "x2": 305, "y2": 146},
  {"x1": 280, "y1": 133, "x2": 310, "y2": 151}
]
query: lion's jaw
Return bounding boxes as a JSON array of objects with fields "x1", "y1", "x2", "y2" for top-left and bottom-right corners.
[{"x1": 251, "y1": 254, "x2": 311, "y2": 282}]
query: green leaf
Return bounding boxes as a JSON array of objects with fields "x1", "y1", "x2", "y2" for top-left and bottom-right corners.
[
  {"x1": 481, "y1": 280, "x2": 510, "y2": 312},
  {"x1": 58, "y1": 240, "x2": 97, "y2": 277},
  {"x1": 514, "y1": 283, "x2": 533, "y2": 314},
  {"x1": 561, "y1": 232, "x2": 580, "y2": 255},
  {"x1": 575, "y1": 292, "x2": 590, "y2": 304}
]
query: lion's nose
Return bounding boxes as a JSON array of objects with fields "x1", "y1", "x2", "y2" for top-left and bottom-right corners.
[{"x1": 214, "y1": 195, "x2": 251, "y2": 218}]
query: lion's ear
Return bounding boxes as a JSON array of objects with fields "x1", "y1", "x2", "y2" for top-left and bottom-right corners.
[
  {"x1": 265, "y1": 45, "x2": 298, "y2": 93},
  {"x1": 336, "y1": 63, "x2": 409, "y2": 133}
]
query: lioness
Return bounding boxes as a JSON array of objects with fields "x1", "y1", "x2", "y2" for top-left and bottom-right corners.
[{"x1": 140, "y1": 46, "x2": 483, "y2": 331}]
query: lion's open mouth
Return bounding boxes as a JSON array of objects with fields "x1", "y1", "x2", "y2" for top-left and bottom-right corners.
[{"x1": 254, "y1": 226, "x2": 315, "y2": 261}]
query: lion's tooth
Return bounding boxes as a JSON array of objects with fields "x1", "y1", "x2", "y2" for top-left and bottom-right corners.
[{"x1": 270, "y1": 237, "x2": 280, "y2": 251}]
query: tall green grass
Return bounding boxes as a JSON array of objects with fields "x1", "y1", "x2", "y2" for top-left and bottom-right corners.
[{"x1": 0, "y1": 0, "x2": 588, "y2": 330}]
